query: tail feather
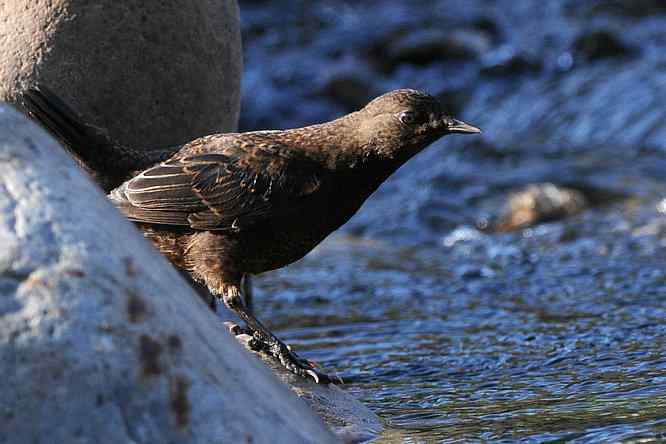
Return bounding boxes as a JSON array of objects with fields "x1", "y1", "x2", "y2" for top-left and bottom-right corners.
[
  {"x1": 20, "y1": 86, "x2": 111, "y2": 160},
  {"x1": 18, "y1": 86, "x2": 177, "y2": 191}
]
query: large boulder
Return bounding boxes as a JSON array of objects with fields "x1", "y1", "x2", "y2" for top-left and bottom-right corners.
[
  {"x1": 0, "y1": 105, "x2": 339, "y2": 443},
  {"x1": 0, "y1": 0, "x2": 241, "y2": 149}
]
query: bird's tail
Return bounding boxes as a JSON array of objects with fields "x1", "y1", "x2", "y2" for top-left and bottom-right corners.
[
  {"x1": 20, "y1": 86, "x2": 113, "y2": 164},
  {"x1": 18, "y1": 86, "x2": 174, "y2": 191}
]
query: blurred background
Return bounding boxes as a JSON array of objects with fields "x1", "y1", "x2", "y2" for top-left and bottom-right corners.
[{"x1": 239, "y1": 1, "x2": 666, "y2": 442}]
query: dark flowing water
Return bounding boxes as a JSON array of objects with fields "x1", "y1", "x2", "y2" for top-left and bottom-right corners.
[{"x1": 239, "y1": 0, "x2": 666, "y2": 441}]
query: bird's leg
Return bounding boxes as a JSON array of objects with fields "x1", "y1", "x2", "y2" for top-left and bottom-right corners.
[
  {"x1": 223, "y1": 274, "x2": 254, "y2": 337},
  {"x1": 220, "y1": 283, "x2": 341, "y2": 384}
]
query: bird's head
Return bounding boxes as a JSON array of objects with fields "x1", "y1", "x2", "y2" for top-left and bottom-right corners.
[{"x1": 355, "y1": 89, "x2": 480, "y2": 162}]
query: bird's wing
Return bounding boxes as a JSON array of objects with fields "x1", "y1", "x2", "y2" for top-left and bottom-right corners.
[{"x1": 110, "y1": 135, "x2": 323, "y2": 231}]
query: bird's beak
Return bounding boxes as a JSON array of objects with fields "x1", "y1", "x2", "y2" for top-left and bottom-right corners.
[{"x1": 447, "y1": 118, "x2": 481, "y2": 134}]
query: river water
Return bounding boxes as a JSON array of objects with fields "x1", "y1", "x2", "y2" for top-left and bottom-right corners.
[{"x1": 239, "y1": 1, "x2": 666, "y2": 441}]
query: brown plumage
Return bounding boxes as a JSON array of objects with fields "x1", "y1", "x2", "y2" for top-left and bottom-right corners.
[{"x1": 21, "y1": 87, "x2": 480, "y2": 383}]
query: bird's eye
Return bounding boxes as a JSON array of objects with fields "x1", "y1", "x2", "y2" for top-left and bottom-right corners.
[{"x1": 399, "y1": 111, "x2": 417, "y2": 125}]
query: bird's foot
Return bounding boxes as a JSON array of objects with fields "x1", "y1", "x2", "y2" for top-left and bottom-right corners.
[
  {"x1": 269, "y1": 340, "x2": 343, "y2": 385},
  {"x1": 224, "y1": 321, "x2": 342, "y2": 384}
]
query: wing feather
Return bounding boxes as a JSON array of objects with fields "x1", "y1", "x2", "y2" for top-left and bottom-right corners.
[{"x1": 110, "y1": 137, "x2": 323, "y2": 231}]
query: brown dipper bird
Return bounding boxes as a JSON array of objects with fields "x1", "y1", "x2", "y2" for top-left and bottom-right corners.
[{"x1": 21, "y1": 87, "x2": 480, "y2": 383}]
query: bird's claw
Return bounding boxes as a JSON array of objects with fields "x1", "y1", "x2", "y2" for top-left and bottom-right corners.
[
  {"x1": 274, "y1": 343, "x2": 343, "y2": 385},
  {"x1": 224, "y1": 321, "x2": 342, "y2": 384}
]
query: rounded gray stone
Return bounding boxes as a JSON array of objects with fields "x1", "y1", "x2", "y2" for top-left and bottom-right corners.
[
  {"x1": 0, "y1": 105, "x2": 338, "y2": 444},
  {"x1": 0, "y1": 0, "x2": 241, "y2": 148}
]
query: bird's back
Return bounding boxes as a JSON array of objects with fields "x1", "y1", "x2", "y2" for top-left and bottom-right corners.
[{"x1": 108, "y1": 130, "x2": 380, "y2": 273}]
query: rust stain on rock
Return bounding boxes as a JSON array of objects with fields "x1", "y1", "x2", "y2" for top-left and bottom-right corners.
[
  {"x1": 123, "y1": 256, "x2": 137, "y2": 277},
  {"x1": 170, "y1": 376, "x2": 190, "y2": 428},
  {"x1": 127, "y1": 290, "x2": 148, "y2": 323},
  {"x1": 167, "y1": 334, "x2": 182, "y2": 353},
  {"x1": 139, "y1": 334, "x2": 163, "y2": 376}
]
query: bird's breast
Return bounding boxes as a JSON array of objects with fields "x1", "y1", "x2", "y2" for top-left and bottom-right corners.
[{"x1": 237, "y1": 182, "x2": 372, "y2": 273}]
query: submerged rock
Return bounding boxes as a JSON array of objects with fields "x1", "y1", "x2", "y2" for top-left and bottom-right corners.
[
  {"x1": 480, "y1": 46, "x2": 542, "y2": 76},
  {"x1": 497, "y1": 183, "x2": 588, "y2": 231},
  {"x1": 573, "y1": 30, "x2": 635, "y2": 61},
  {"x1": 569, "y1": 0, "x2": 666, "y2": 18},
  {"x1": 0, "y1": 105, "x2": 343, "y2": 443},
  {"x1": 380, "y1": 28, "x2": 491, "y2": 70},
  {"x1": 318, "y1": 58, "x2": 379, "y2": 112}
]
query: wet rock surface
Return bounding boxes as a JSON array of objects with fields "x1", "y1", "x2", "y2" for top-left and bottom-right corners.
[
  {"x1": 573, "y1": 29, "x2": 635, "y2": 61},
  {"x1": 241, "y1": 341, "x2": 383, "y2": 443},
  {"x1": 377, "y1": 28, "x2": 490, "y2": 71},
  {"x1": 0, "y1": 106, "x2": 342, "y2": 444},
  {"x1": 495, "y1": 183, "x2": 587, "y2": 232},
  {"x1": 238, "y1": 0, "x2": 666, "y2": 441}
]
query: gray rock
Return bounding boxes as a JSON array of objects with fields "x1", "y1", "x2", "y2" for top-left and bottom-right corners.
[
  {"x1": 0, "y1": 105, "x2": 340, "y2": 443},
  {"x1": 0, "y1": 0, "x2": 241, "y2": 149},
  {"x1": 497, "y1": 183, "x2": 587, "y2": 231}
]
